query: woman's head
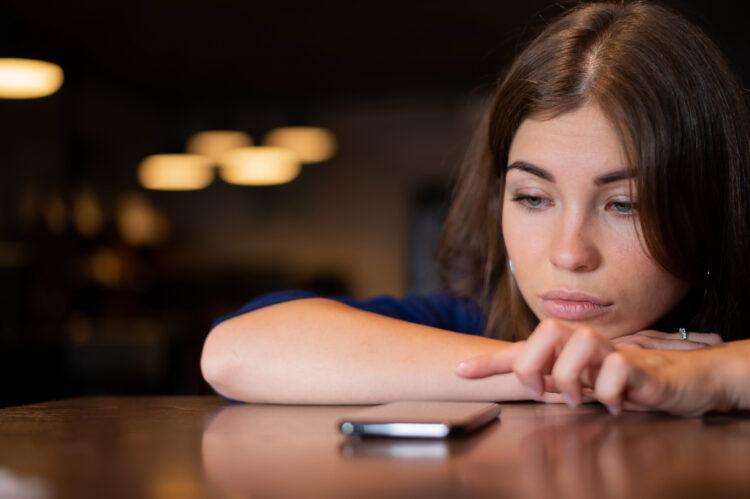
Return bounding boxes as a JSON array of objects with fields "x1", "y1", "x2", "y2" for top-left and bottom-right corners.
[
  {"x1": 439, "y1": 1, "x2": 750, "y2": 340},
  {"x1": 503, "y1": 102, "x2": 690, "y2": 339}
]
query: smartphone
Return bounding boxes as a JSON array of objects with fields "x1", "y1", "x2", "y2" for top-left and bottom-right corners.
[{"x1": 337, "y1": 401, "x2": 501, "y2": 438}]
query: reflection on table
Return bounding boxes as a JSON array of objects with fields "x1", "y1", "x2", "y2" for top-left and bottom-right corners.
[
  {"x1": 202, "y1": 401, "x2": 750, "y2": 499},
  {"x1": 1, "y1": 397, "x2": 749, "y2": 499}
]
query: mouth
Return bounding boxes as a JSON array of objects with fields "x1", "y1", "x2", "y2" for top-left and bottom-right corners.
[{"x1": 539, "y1": 290, "x2": 613, "y2": 321}]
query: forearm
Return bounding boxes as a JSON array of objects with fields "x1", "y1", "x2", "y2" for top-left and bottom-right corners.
[{"x1": 201, "y1": 298, "x2": 527, "y2": 404}]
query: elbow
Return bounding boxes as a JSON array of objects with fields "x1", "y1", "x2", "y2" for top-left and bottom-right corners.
[{"x1": 201, "y1": 322, "x2": 242, "y2": 398}]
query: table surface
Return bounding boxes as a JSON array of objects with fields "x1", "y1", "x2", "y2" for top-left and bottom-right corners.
[{"x1": 1, "y1": 396, "x2": 749, "y2": 499}]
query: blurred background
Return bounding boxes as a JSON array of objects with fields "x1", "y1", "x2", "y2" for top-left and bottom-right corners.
[{"x1": 1, "y1": 0, "x2": 746, "y2": 407}]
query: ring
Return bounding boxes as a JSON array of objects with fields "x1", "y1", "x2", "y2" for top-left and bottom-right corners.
[{"x1": 679, "y1": 327, "x2": 688, "y2": 340}]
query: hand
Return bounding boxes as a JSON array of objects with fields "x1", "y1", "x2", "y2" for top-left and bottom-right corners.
[
  {"x1": 457, "y1": 319, "x2": 614, "y2": 406},
  {"x1": 456, "y1": 319, "x2": 730, "y2": 416},
  {"x1": 611, "y1": 329, "x2": 722, "y2": 350}
]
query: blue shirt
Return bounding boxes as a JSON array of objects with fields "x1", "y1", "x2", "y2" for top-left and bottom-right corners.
[{"x1": 213, "y1": 289, "x2": 486, "y2": 336}]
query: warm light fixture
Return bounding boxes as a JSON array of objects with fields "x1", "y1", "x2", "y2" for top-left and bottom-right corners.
[
  {"x1": 117, "y1": 193, "x2": 170, "y2": 246},
  {"x1": 72, "y1": 188, "x2": 104, "y2": 237},
  {"x1": 138, "y1": 154, "x2": 214, "y2": 191},
  {"x1": 89, "y1": 248, "x2": 123, "y2": 287},
  {"x1": 0, "y1": 58, "x2": 64, "y2": 99},
  {"x1": 186, "y1": 130, "x2": 253, "y2": 163},
  {"x1": 263, "y1": 126, "x2": 336, "y2": 163},
  {"x1": 43, "y1": 193, "x2": 67, "y2": 233},
  {"x1": 219, "y1": 146, "x2": 301, "y2": 186}
]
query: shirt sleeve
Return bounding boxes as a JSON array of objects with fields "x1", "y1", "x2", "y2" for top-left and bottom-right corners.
[{"x1": 212, "y1": 289, "x2": 486, "y2": 336}]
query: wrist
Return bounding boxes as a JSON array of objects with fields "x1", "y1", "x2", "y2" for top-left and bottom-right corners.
[{"x1": 709, "y1": 344, "x2": 749, "y2": 412}]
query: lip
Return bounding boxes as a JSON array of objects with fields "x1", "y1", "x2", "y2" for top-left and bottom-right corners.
[{"x1": 539, "y1": 290, "x2": 613, "y2": 320}]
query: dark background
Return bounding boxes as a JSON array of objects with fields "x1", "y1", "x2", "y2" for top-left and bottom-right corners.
[{"x1": 1, "y1": 0, "x2": 746, "y2": 407}]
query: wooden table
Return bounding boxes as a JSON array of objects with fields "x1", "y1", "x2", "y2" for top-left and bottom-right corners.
[{"x1": 1, "y1": 396, "x2": 749, "y2": 498}]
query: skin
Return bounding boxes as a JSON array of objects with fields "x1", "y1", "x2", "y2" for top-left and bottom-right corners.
[
  {"x1": 457, "y1": 319, "x2": 750, "y2": 416},
  {"x1": 456, "y1": 103, "x2": 738, "y2": 415},
  {"x1": 502, "y1": 103, "x2": 690, "y2": 339}
]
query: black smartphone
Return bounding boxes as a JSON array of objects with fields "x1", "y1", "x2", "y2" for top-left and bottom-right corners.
[{"x1": 337, "y1": 401, "x2": 501, "y2": 438}]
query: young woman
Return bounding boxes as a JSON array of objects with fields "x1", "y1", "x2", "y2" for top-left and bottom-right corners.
[{"x1": 201, "y1": 1, "x2": 750, "y2": 414}]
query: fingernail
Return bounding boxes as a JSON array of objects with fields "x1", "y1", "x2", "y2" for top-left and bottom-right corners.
[
  {"x1": 563, "y1": 394, "x2": 578, "y2": 407},
  {"x1": 606, "y1": 404, "x2": 621, "y2": 416},
  {"x1": 527, "y1": 388, "x2": 542, "y2": 400},
  {"x1": 456, "y1": 361, "x2": 472, "y2": 373}
]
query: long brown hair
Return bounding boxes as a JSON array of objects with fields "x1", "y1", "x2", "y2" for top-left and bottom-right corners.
[{"x1": 438, "y1": 1, "x2": 750, "y2": 341}]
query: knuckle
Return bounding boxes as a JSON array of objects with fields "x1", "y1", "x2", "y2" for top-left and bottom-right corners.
[
  {"x1": 606, "y1": 351, "x2": 628, "y2": 369},
  {"x1": 575, "y1": 327, "x2": 597, "y2": 341},
  {"x1": 513, "y1": 362, "x2": 534, "y2": 377},
  {"x1": 552, "y1": 369, "x2": 578, "y2": 386},
  {"x1": 538, "y1": 318, "x2": 567, "y2": 335}
]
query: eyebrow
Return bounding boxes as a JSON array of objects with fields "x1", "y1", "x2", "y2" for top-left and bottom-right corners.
[{"x1": 506, "y1": 160, "x2": 632, "y2": 186}]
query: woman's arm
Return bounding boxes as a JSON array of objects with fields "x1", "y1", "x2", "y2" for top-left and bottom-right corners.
[
  {"x1": 201, "y1": 297, "x2": 528, "y2": 404},
  {"x1": 708, "y1": 340, "x2": 750, "y2": 411}
]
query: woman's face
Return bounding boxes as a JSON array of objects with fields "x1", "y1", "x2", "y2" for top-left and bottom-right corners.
[{"x1": 502, "y1": 103, "x2": 689, "y2": 338}]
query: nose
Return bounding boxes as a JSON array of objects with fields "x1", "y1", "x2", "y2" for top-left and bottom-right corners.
[{"x1": 548, "y1": 210, "x2": 602, "y2": 272}]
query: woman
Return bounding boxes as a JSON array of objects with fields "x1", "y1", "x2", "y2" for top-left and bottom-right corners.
[{"x1": 201, "y1": 1, "x2": 750, "y2": 413}]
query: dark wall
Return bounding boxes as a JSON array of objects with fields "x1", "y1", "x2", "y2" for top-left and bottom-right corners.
[{"x1": 1, "y1": 0, "x2": 747, "y2": 406}]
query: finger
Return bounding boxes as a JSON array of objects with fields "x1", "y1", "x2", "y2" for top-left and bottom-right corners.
[
  {"x1": 596, "y1": 351, "x2": 663, "y2": 414},
  {"x1": 540, "y1": 392, "x2": 566, "y2": 404},
  {"x1": 621, "y1": 400, "x2": 654, "y2": 412},
  {"x1": 594, "y1": 352, "x2": 632, "y2": 415},
  {"x1": 610, "y1": 338, "x2": 645, "y2": 349},
  {"x1": 542, "y1": 374, "x2": 559, "y2": 393},
  {"x1": 615, "y1": 335, "x2": 706, "y2": 351},
  {"x1": 551, "y1": 329, "x2": 613, "y2": 407},
  {"x1": 700, "y1": 333, "x2": 723, "y2": 345},
  {"x1": 514, "y1": 322, "x2": 573, "y2": 397},
  {"x1": 634, "y1": 330, "x2": 723, "y2": 345},
  {"x1": 455, "y1": 342, "x2": 526, "y2": 378}
]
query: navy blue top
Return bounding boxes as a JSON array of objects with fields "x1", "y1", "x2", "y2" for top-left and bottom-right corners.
[{"x1": 213, "y1": 289, "x2": 486, "y2": 336}]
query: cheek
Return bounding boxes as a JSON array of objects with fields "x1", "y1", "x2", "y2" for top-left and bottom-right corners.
[
  {"x1": 626, "y1": 261, "x2": 687, "y2": 303},
  {"x1": 607, "y1": 243, "x2": 690, "y2": 328},
  {"x1": 501, "y1": 201, "x2": 548, "y2": 266}
]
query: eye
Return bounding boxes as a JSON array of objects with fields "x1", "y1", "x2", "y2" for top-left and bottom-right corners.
[
  {"x1": 511, "y1": 194, "x2": 551, "y2": 210},
  {"x1": 607, "y1": 200, "x2": 637, "y2": 216}
]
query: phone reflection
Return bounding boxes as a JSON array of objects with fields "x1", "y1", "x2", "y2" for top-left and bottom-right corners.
[
  {"x1": 340, "y1": 438, "x2": 449, "y2": 460},
  {"x1": 201, "y1": 404, "x2": 489, "y2": 498},
  {"x1": 339, "y1": 430, "x2": 486, "y2": 460}
]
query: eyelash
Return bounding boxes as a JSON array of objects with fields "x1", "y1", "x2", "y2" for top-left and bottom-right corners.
[{"x1": 510, "y1": 195, "x2": 637, "y2": 217}]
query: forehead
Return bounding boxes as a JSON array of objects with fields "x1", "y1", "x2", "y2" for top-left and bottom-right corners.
[{"x1": 507, "y1": 103, "x2": 628, "y2": 177}]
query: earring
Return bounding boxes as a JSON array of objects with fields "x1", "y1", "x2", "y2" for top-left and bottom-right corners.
[{"x1": 508, "y1": 259, "x2": 515, "y2": 275}]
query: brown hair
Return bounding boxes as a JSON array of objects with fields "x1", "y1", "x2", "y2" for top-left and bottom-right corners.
[{"x1": 438, "y1": 1, "x2": 750, "y2": 341}]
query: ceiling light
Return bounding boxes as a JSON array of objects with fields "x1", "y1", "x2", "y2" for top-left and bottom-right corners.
[
  {"x1": 263, "y1": 126, "x2": 336, "y2": 163},
  {"x1": 0, "y1": 58, "x2": 64, "y2": 99},
  {"x1": 219, "y1": 146, "x2": 301, "y2": 186},
  {"x1": 186, "y1": 130, "x2": 253, "y2": 164},
  {"x1": 138, "y1": 154, "x2": 214, "y2": 191}
]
